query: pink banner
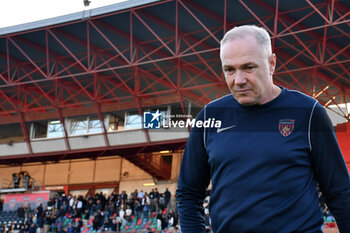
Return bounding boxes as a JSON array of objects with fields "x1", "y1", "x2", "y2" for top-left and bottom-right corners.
[{"x1": 4, "y1": 191, "x2": 50, "y2": 211}]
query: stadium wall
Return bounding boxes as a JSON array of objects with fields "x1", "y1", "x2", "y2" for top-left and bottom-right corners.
[
  {"x1": 0, "y1": 152, "x2": 183, "y2": 195},
  {"x1": 336, "y1": 122, "x2": 350, "y2": 173}
]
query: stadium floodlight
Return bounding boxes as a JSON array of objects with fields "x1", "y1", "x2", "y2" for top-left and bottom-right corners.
[{"x1": 83, "y1": 0, "x2": 91, "y2": 7}]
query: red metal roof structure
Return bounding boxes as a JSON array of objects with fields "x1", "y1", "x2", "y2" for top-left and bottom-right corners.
[{"x1": 0, "y1": 0, "x2": 349, "y2": 179}]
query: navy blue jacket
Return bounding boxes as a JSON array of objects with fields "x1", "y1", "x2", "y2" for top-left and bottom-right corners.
[{"x1": 176, "y1": 87, "x2": 350, "y2": 233}]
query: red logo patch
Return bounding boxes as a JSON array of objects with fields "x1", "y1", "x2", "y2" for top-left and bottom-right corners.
[{"x1": 279, "y1": 119, "x2": 295, "y2": 137}]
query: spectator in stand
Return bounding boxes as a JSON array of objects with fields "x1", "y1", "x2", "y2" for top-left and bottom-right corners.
[
  {"x1": 44, "y1": 213, "x2": 52, "y2": 233},
  {"x1": 127, "y1": 196, "x2": 135, "y2": 217},
  {"x1": 82, "y1": 209, "x2": 90, "y2": 226},
  {"x1": 23, "y1": 172, "x2": 30, "y2": 190},
  {"x1": 159, "y1": 193, "x2": 166, "y2": 211},
  {"x1": 57, "y1": 205, "x2": 66, "y2": 226},
  {"x1": 76, "y1": 196, "x2": 83, "y2": 214},
  {"x1": 74, "y1": 218, "x2": 83, "y2": 233},
  {"x1": 167, "y1": 213, "x2": 179, "y2": 233},
  {"x1": 109, "y1": 218, "x2": 120, "y2": 232},
  {"x1": 58, "y1": 226, "x2": 66, "y2": 233},
  {"x1": 17, "y1": 205, "x2": 25, "y2": 219},
  {"x1": 50, "y1": 209, "x2": 57, "y2": 231},
  {"x1": 36, "y1": 203, "x2": 44, "y2": 218},
  {"x1": 12, "y1": 173, "x2": 20, "y2": 189},
  {"x1": 93, "y1": 209, "x2": 104, "y2": 231},
  {"x1": 24, "y1": 212, "x2": 33, "y2": 226},
  {"x1": 54, "y1": 196, "x2": 61, "y2": 210},
  {"x1": 71, "y1": 209, "x2": 81, "y2": 219},
  {"x1": 68, "y1": 195, "x2": 75, "y2": 212},
  {"x1": 107, "y1": 199, "x2": 115, "y2": 217},
  {"x1": 111, "y1": 191, "x2": 119, "y2": 202},
  {"x1": 149, "y1": 189, "x2": 156, "y2": 211},
  {"x1": 142, "y1": 192, "x2": 150, "y2": 207},
  {"x1": 95, "y1": 192, "x2": 107, "y2": 211},
  {"x1": 164, "y1": 188, "x2": 171, "y2": 208},
  {"x1": 66, "y1": 223, "x2": 74, "y2": 233},
  {"x1": 27, "y1": 222, "x2": 37, "y2": 233},
  {"x1": 131, "y1": 189, "x2": 138, "y2": 200},
  {"x1": 115, "y1": 195, "x2": 122, "y2": 210},
  {"x1": 137, "y1": 190, "x2": 145, "y2": 200},
  {"x1": 85, "y1": 198, "x2": 93, "y2": 216},
  {"x1": 120, "y1": 191, "x2": 128, "y2": 202},
  {"x1": 154, "y1": 188, "x2": 160, "y2": 210},
  {"x1": 143, "y1": 201, "x2": 150, "y2": 220},
  {"x1": 118, "y1": 206, "x2": 126, "y2": 225},
  {"x1": 125, "y1": 205, "x2": 133, "y2": 224},
  {"x1": 156, "y1": 210, "x2": 167, "y2": 230},
  {"x1": 95, "y1": 199, "x2": 103, "y2": 213},
  {"x1": 134, "y1": 199, "x2": 143, "y2": 219},
  {"x1": 19, "y1": 223, "x2": 25, "y2": 233},
  {"x1": 167, "y1": 210, "x2": 174, "y2": 229},
  {"x1": 37, "y1": 213, "x2": 45, "y2": 231}
]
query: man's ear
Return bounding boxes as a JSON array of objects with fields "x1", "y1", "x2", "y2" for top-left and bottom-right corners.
[{"x1": 269, "y1": 53, "x2": 276, "y2": 75}]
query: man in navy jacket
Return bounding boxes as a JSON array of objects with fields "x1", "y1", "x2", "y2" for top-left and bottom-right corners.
[{"x1": 176, "y1": 25, "x2": 350, "y2": 233}]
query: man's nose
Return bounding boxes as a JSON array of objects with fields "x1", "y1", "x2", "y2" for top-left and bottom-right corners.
[{"x1": 234, "y1": 70, "x2": 246, "y2": 85}]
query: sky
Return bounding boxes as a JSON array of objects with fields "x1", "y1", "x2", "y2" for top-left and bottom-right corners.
[{"x1": 0, "y1": 0, "x2": 129, "y2": 29}]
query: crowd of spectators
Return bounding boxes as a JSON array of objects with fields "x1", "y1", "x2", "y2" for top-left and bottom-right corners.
[
  {"x1": 5, "y1": 188, "x2": 179, "y2": 233},
  {"x1": 0, "y1": 187, "x2": 338, "y2": 233}
]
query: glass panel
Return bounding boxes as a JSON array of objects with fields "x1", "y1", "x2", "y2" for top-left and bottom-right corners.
[
  {"x1": 0, "y1": 123, "x2": 25, "y2": 143},
  {"x1": 47, "y1": 120, "x2": 64, "y2": 138},
  {"x1": 31, "y1": 121, "x2": 48, "y2": 139},
  {"x1": 108, "y1": 114, "x2": 119, "y2": 131},
  {"x1": 70, "y1": 116, "x2": 88, "y2": 135},
  {"x1": 88, "y1": 116, "x2": 103, "y2": 134},
  {"x1": 125, "y1": 111, "x2": 142, "y2": 129}
]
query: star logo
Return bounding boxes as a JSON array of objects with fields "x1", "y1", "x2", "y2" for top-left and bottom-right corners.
[
  {"x1": 143, "y1": 110, "x2": 162, "y2": 129},
  {"x1": 150, "y1": 109, "x2": 162, "y2": 123}
]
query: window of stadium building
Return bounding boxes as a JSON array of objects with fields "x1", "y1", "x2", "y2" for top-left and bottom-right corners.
[
  {"x1": 124, "y1": 111, "x2": 142, "y2": 129},
  {"x1": 0, "y1": 123, "x2": 25, "y2": 143},
  {"x1": 31, "y1": 120, "x2": 48, "y2": 139},
  {"x1": 107, "y1": 114, "x2": 123, "y2": 131},
  {"x1": 69, "y1": 115, "x2": 104, "y2": 135},
  {"x1": 30, "y1": 120, "x2": 64, "y2": 139},
  {"x1": 47, "y1": 120, "x2": 65, "y2": 138}
]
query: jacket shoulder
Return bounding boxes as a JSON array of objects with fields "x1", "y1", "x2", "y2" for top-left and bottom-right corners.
[{"x1": 206, "y1": 94, "x2": 235, "y2": 108}]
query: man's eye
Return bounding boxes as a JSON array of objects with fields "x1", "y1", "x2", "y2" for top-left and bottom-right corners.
[{"x1": 245, "y1": 65, "x2": 256, "y2": 70}]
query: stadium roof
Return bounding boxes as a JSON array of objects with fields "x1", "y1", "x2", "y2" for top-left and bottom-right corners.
[
  {"x1": 0, "y1": 0, "x2": 349, "y2": 122},
  {"x1": 0, "y1": 0, "x2": 160, "y2": 36}
]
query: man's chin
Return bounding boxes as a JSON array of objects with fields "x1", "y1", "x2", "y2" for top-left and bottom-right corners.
[{"x1": 234, "y1": 96, "x2": 256, "y2": 106}]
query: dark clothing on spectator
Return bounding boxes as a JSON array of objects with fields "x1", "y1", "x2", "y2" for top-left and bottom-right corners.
[
  {"x1": 17, "y1": 207, "x2": 25, "y2": 218},
  {"x1": 93, "y1": 212, "x2": 103, "y2": 230},
  {"x1": 28, "y1": 224, "x2": 37, "y2": 233},
  {"x1": 164, "y1": 190, "x2": 171, "y2": 207}
]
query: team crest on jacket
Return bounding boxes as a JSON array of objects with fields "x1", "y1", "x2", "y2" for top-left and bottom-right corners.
[{"x1": 279, "y1": 119, "x2": 295, "y2": 137}]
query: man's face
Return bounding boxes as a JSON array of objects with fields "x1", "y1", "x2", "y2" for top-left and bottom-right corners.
[{"x1": 220, "y1": 35, "x2": 276, "y2": 106}]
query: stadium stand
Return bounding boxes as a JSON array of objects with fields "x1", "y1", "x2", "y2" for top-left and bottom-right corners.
[
  {"x1": 0, "y1": 188, "x2": 341, "y2": 233},
  {"x1": 0, "y1": 189, "x2": 180, "y2": 233}
]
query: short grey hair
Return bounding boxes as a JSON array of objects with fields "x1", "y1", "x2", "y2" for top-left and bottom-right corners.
[{"x1": 220, "y1": 25, "x2": 272, "y2": 56}]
